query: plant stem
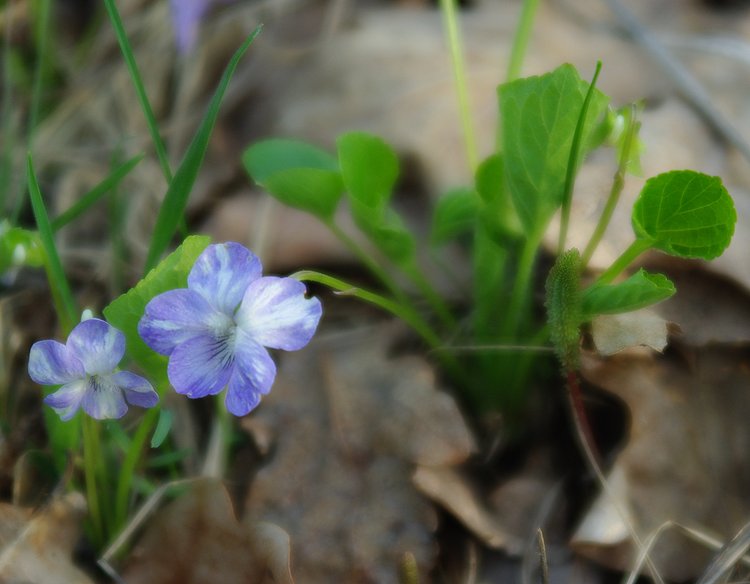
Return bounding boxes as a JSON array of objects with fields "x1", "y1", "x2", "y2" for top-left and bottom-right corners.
[
  {"x1": 595, "y1": 238, "x2": 652, "y2": 284},
  {"x1": 581, "y1": 106, "x2": 640, "y2": 267},
  {"x1": 501, "y1": 230, "x2": 541, "y2": 339},
  {"x1": 439, "y1": 0, "x2": 478, "y2": 172},
  {"x1": 115, "y1": 406, "x2": 159, "y2": 530},
  {"x1": 82, "y1": 416, "x2": 104, "y2": 548},
  {"x1": 326, "y1": 219, "x2": 409, "y2": 306},
  {"x1": 405, "y1": 262, "x2": 457, "y2": 331},
  {"x1": 292, "y1": 270, "x2": 466, "y2": 382},
  {"x1": 506, "y1": 0, "x2": 540, "y2": 83}
]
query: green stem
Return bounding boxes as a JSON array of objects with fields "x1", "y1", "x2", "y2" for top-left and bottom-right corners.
[
  {"x1": 581, "y1": 108, "x2": 640, "y2": 267},
  {"x1": 596, "y1": 238, "x2": 652, "y2": 284},
  {"x1": 404, "y1": 262, "x2": 456, "y2": 331},
  {"x1": 293, "y1": 270, "x2": 440, "y2": 347},
  {"x1": 559, "y1": 61, "x2": 602, "y2": 255},
  {"x1": 103, "y1": 0, "x2": 172, "y2": 184},
  {"x1": 326, "y1": 219, "x2": 409, "y2": 306},
  {"x1": 506, "y1": 0, "x2": 541, "y2": 83},
  {"x1": 501, "y1": 231, "x2": 541, "y2": 339},
  {"x1": 115, "y1": 406, "x2": 159, "y2": 530},
  {"x1": 439, "y1": 0, "x2": 478, "y2": 171},
  {"x1": 82, "y1": 416, "x2": 104, "y2": 548}
]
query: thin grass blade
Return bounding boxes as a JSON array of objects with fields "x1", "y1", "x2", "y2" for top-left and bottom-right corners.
[
  {"x1": 103, "y1": 0, "x2": 172, "y2": 183},
  {"x1": 143, "y1": 25, "x2": 262, "y2": 275},
  {"x1": 51, "y1": 154, "x2": 143, "y2": 231}
]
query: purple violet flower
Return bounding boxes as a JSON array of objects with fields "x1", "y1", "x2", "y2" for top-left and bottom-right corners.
[
  {"x1": 28, "y1": 319, "x2": 158, "y2": 420},
  {"x1": 170, "y1": 0, "x2": 231, "y2": 53},
  {"x1": 138, "y1": 242, "x2": 322, "y2": 416}
]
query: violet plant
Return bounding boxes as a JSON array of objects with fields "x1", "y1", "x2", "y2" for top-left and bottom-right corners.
[{"x1": 1, "y1": 0, "x2": 739, "y2": 569}]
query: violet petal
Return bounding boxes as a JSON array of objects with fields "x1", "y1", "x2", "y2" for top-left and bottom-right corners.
[
  {"x1": 29, "y1": 340, "x2": 84, "y2": 385},
  {"x1": 113, "y1": 371, "x2": 159, "y2": 408},
  {"x1": 67, "y1": 318, "x2": 125, "y2": 376},
  {"x1": 43, "y1": 379, "x2": 87, "y2": 421},
  {"x1": 167, "y1": 332, "x2": 234, "y2": 398}
]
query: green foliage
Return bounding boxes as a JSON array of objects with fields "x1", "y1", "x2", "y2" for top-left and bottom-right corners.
[
  {"x1": 632, "y1": 170, "x2": 736, "y2": 260},
  {"x1": 337, "y1": 132, "x2": 416, "y2": 265},
  {"x1": 499, "y1": 64, "x2": 609, "y2": 235},
  {"x1": 150, "y1": 409, "x2": 173, "y2": 449},
  {"x1": 545, "y1": 249, "x2": 582, "y2": 371},
  {"x1": 430, "y1": 187, "x2": 477, "y2": 245},
  {"x1": 475, "y1": 153, "x2": 521, "y2": 242},
  {"x1": 582, "y1": 269, "x2": 675, "y2": 317},
  {"x1": 143, "y1": 27, "x2": 261, "y2": 275},
  {"x1": 243, "y1": 139, "x2": 343, "y2": 220},
  {"x1": 104, "y1": 235, "x2": 211, "y2": 381}
]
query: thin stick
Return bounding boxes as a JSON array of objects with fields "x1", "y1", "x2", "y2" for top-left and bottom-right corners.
[{"x1": 602, "y1": 0, "x2": 750, "y2": 163}]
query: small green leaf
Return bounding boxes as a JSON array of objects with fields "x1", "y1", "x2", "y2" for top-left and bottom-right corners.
[
  {"x1": 353, "y1": 202, "x2": 415, "y2": 264},
  {"x1": 150, "y1": 408, "x2": 173, "y2": 448},
  {"x1": 104, "y1": 235, "x2": 211, "y2": 380},
  {"x1": 243, "y1": 138, "x2": 339, "y2": 179},
  {"x1": 499, "y1": 64, "x2": 609, "y2": 234},
  {"x1": 430, "y1": 187, "x2": 478, "y2": 245},
  {"x1": 632, "y1": 170, "x2": 736, "y2": 260},
  {"x1": 582, "y1": 269, "x2": 675, "y2": 317},
  {"x1": 337, "y1": 132, "x2": 399, "y2": 211},
  {"x1": 545, "y1": 248, "x2": 582, "y2": 370},
  {"x1": 243, "y1": 139, "x2": 343, "y2": 219}
]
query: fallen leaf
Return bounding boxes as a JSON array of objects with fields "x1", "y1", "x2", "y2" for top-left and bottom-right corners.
[
  {"x1": 123, "y1": 479, "x2": 293, "y2": 584},
  {"x1": 243, "y1": 324, "x2": 475, "y2": 582},
  {"x1": 412, "y1": 465, "x2": 523, "y2": 554},
  {"x1": 590, "y1": 309, "x2": 669, "y2": 355},
  {"x1": 575, "y1": 347, "x2": 750, "y2": 581},
  {"x1": 0, "y1": 492, "x2": 92, "y2": 584}
]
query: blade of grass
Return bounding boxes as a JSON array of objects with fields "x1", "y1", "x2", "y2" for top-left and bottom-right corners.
[
  {"x1": 143, "y1": 25, "x2": 263, "y2": 275},
  {"x1": 51, "y1": 154, "x2": 144, "y2": 231},
  {"x1": 27, "y1": 153, "x2": 81, "y2": 472},
  {"x1": 558, "y1": 61, "x2": 602, "y2": 254},
  {"x1": 103, "y1": 0, "x2": 173, "y2": 184},
  {"x1": 27, "y1": 154, "x2": 77, "y2": 331},
  {"x1": 439, "y1": 0, "x2": 478, "y2": 172}
]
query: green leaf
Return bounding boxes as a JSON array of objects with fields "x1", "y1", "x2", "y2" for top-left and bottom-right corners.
[
  {"x1": 430, "y1": 187, "x2": 478, "y2": 245},
  {"x1": 104, "y1": 235, "x2": 211, "y2": 380},
  {"x1": 475, "y1": 153, "x2": 521, "y2": 241},
  {"x1": 337, "y1": 132, "x2": 399, "y2": 212},
  {"x1": 499, "y1": 64, "x2": 609, "y2": 234},
  {"x1": 352, "y1": 202, "x2": 415, "y2": 264},
  {"x1": 582, "y1": 269, "x2": 675, "y2": 317},
  {"x1": 243, "y1": 138, "x2": 339, "y2": 179},
  {"x1": 243, "y1": 140, "x2": 344, "y2": 219},
  {"x1": 632, "y1": 170, "x2": 736, "y2": 260},
  {"x1": 143, "y1": 27, "x2": 261, "y2": 275}
]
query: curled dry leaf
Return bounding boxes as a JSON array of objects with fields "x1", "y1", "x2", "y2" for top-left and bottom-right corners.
[
  {"x1": 590, "y1": 309, "x2": 669, "y2": 355},
  {"x1": 242, "y1": 324, "x2": 475, "y2": 582},
  {"x1": 575, "y1": 348, "x2": 750, "y2": 581},
  {"x1": 0, "y1": 492, "x2": 92, "y2": 584},
  {"x1": 123, "y1": 479, "x2": 293, "y2": 584}
]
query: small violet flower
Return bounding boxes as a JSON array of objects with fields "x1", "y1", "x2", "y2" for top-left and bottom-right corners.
[
  {"x1": 170, "y1": 0, "x2": 234, "y2": 53},
  {"x1": 28, "y1": 319, "x2": 158, "y2": 420},
  {"x1": 138, "y1": 242, "x2": 322, "y2": 416}
]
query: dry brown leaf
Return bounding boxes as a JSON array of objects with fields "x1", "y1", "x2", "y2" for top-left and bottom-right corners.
[
  {"x1": 0, "y1": 493, "x2": 91, "y2": 584},
  {"x1": 575, "y1": 348, "x2": 750, "y2": 581},
  {"x1": 123, "y1": 479, "x2": 293, "y2": 584},
  {"x1": 412, "y1": 465, "x2": 523, "y2": 554},
  {"x1": 242, "y1": 325, "x2": 475, "y2": 582},
  {"x1": 591, "y1": 309, "x2": 669, "y2": 355}
]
